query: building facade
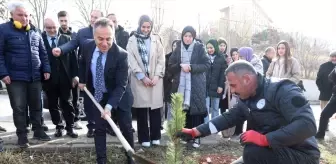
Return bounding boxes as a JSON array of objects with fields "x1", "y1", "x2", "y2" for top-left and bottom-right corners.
[{"x1": 219, "y1": 0, "x2": 274, "y2": 46}]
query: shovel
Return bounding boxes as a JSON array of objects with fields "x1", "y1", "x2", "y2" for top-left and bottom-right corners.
[{"x1": 83, "y1": 87, "x2": 156, "y2": 164}]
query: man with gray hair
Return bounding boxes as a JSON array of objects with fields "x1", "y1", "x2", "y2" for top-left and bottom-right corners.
[
  {"x1": 0, "y1": 1, "x2": 51, "y2": 148},
  {"x1": 176, "y1": 60, "x2": 320, "y2": 163},
  {"x1": 78, "y1": 17, "x2": 134, "y2": 164},
  {"x1": 261, "y1": 46, "x2": 276, "y2": 75},
  {"x1": 41, "y1": 18, "x2": 79, "y2": 138}
]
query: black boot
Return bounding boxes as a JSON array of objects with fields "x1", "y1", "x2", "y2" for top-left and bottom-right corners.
[
  {"x1": 66, "y1": 128, "x2": 79, "y2": 138},
  {"x1": 33, "y1": 130, "x2": 51, "y2": 141},
  {"x1": 18, "y1": 136, "x2": 29, "y2": 148},
  {"x1": 87, "y1": 129, "x2": 94, "y2": 138},
  {"x1": 315, "y1": 132, "x2": 325, "y2": 140},
  {"x1": 106, "y1": 127, "x2": 116, "y2": 136}
]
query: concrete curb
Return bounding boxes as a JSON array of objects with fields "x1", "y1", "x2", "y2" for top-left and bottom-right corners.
[
  {"x1": 4, "y1": 143, "x2": 129, "y2": 153},
  {"x1": 3, "y1": 138, "x2": 236, "y2": 153},
  {"x1": 0, "y1": 89, "x2": 320, "y2": 104}
]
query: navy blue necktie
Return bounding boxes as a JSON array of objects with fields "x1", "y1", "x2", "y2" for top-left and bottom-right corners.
[
  {"x1": 94, "y1": 51, "x2": 104, "y2": 102},
  {"x1": 51, "y1": 37, "x2": 56, "y2": 48}
]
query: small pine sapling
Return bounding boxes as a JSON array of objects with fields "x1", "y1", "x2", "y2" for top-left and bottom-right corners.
[{"x1": 166, "y1": 93, "x2": 186, "y2": 164}]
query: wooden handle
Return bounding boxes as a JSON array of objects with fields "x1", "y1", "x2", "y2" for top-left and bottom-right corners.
[{"x1": 83, "y1": 87, "x2": 135, "y2": 154}]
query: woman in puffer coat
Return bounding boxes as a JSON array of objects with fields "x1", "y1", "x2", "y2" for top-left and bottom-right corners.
[{"x1": 204, "y1": 39, "x2": 226, "y2": 122}]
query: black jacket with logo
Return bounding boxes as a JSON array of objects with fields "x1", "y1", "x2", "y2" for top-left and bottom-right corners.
[{"x1": 197, "y1": 75, "x2": 320, "y2": 159}]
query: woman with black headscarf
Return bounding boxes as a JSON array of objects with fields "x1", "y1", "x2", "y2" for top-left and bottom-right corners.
[
  {"x1": 204, "y1": 39, "x2": 226, "y2": 122},
  {"x1": 168, "y1": 26, "x2": 210, "y2": 148},
  {"x1": 127, "y1": 15, "x2": 165, "y2": 148}
]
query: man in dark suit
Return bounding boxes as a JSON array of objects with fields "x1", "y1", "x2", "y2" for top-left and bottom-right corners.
[
  {"x1": 57, "y1": 10, "x2": 82, "y2": 129},
  {"x1": 42, "y1": 18, "x2": 78, "y2": 138},
  {"x1": 52, "y1": 10, "x2": 104, "y2": 137},
  {"x1": 78, "y1": 18, "x2": 134, "y2": 164}
]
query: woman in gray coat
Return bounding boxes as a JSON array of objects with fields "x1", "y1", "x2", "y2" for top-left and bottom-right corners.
[{"x1": 168, "y1": 26, "x2": 210, "y2": 148}]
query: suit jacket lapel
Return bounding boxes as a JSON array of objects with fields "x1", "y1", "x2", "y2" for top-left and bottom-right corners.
[
  {"x1": 104, "y1": 43, "x2": 117, "y2": 77},
  {"x1": 42, "y1": 34, "x2": 51, "y2": 50},
  {"x1": 87, "y1": 41, "x2": 95, "y2": 66}
]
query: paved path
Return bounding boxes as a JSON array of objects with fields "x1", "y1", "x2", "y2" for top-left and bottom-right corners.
[{"x1": 0, "y1": 94, "x2": 334, "y2": 151}]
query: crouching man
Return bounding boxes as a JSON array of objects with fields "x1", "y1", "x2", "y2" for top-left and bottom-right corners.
[{"x1": 176, "y1": 61, "x2": 320, "y2": 164}]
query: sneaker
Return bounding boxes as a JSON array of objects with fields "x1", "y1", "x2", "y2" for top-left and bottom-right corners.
[
  {"x1": 141, "y1": 142, "x2": 151, "y2": 147},
  {"x1": 231, "y1": 156, "x2": 244, "y2": 164},
  {"x1": 192, "y1": 139, "x2": 200, "y2": 148},
  {"x1": 152, "y1": 140, "x2": 160, "y2": 145},
  {"x1": 192, "y1": 142, "x2": 200, "y2": 148},
  {"x1": 73, "y1": 121, "x2": 83, "y2": 129},
  {"x1": 230, "y1": 135, "x2": 241, "y2": 142},
  {"x1": 180, "y1": 140, "x2": 187, "y2": 144}
]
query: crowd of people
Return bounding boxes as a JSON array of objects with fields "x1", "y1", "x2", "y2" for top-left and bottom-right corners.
[{"x1": 1, "y1": 1, "x2": 336, "y2": 164}]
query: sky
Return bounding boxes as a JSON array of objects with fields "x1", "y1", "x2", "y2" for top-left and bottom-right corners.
[
  {"x1": 260, "y1": 0, "x2": 336, "y2": 48},
  {"x1": 40, "y1": 0, "x2": 336, "y2": 48}
]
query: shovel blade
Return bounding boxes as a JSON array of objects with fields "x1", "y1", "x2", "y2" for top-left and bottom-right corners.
[{"x1": 131, "y1": 153, "x2": 156, "y2": 164}]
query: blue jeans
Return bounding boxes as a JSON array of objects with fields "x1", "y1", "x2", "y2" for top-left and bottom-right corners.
[
  {"x1": 165, "y1": 102, "x2": 173, "y2": 121},
  {"x1": 7, "y1": 81, "x2": 43, "y2": 136},
  {"x1": 205, "y1": 97, "x2": 220, "y2": 122}
]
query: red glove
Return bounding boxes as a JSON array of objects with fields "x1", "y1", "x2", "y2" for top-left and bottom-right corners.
[
  {"x1": 240, "y1": 130, "x2": 269, "y2": 147},
  {"x1": 175, "y1": 128, "x2": 197, "y2": 141}
]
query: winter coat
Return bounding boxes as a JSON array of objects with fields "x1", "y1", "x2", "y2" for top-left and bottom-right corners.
[
  {"x1": 168, "y1": 41, "x2": 210, "y2": 115},
  {"x1": 266, "y1": 57, "x2": 301, "y2": 84},
  {"x1": 316, "y1": 61, "x2": 335, "y2": 100},
  {"x1": 206, "y1": 53, "x2": 226, "y2": 98},
  {"x1": 0, "y1": 21, "x2": 50, "y2": 81},
  {"x1": 127, "y1": 34, "x2": 165, "y2": 109}
]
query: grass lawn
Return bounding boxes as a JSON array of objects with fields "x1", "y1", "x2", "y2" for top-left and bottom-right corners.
[{"x1": 0, "y1": 139, "x2": 335, "y2": 164}]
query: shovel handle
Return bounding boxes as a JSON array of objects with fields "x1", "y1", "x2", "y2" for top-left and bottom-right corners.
[{"x1": 83, "y1": 87, "x2": 135, "y2": 154}]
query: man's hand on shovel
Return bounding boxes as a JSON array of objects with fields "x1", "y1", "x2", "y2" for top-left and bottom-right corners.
[
  {"x1": 83, "y1": 87, "x2": 156, "y2": 164},
  {"x1": 101, "y1": 108, "x2": 111, "y2": 120}
]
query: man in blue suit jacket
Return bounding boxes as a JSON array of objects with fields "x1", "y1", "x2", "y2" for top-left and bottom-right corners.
[{"x1": 78, "y1": 18, "x2": 134, "y2": 164}]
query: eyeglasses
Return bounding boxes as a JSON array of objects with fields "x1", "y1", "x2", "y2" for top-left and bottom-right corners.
[{"x1": 46, "y1": 26, "x2": 56, "y2": 30}]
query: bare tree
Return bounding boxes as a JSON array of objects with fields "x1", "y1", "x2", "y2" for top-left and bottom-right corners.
[
  {"x1": 160, "y1": 22, "x2": 180, "y2": 53},
  {"x1": 74, "y1": 0, "x2": 112, "y2": 28},
  {"x1": 0, "y1": 0, "x2": 9, "y2": 21},
  {"x1": 291, "y1": 32, "x2": 329, "y2": 79},
  {"x1": 74, "y1": 0, "x2": 96, "y2": 27},
  {"x1": 218, "y1": 16, "x2": 252, "y2": 50},
  {"x1": 102, "y1": 0, "x2": 113, "y2": 16},
  {"x1": 151, "y1": 0, "x2": 164, "y2": 34},
  {"x1": 28, "y1": 0, "x2": 49, "y2": 29}
]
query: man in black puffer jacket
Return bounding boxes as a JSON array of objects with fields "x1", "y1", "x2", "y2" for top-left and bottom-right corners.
[
  {"x1": 107, "y1": 13, "x2": 129, "y2": 49},
  {"x1": 177, "y1": 61, "x2": 320, "y2": 164},
  {"x1": 0, "y1": 1, "x2": 51, "y2": 148},
  {"x1": 316, "y1": 51, "x2": 336, "y2": 140}
]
